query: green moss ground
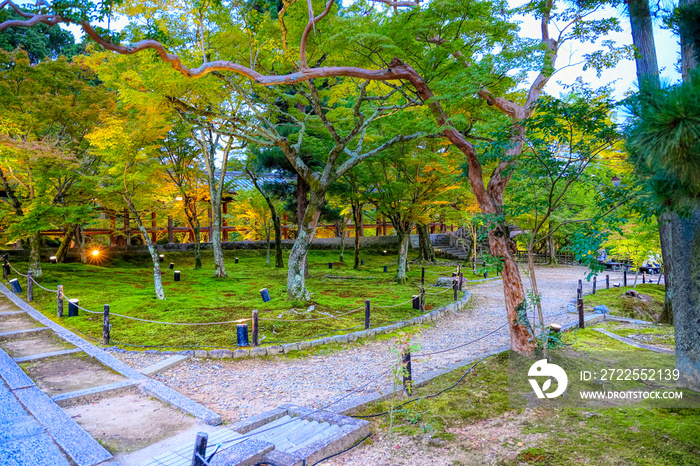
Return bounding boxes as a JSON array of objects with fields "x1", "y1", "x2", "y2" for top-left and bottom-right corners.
[
  {"x1": 356, "y1": 328, "x2": 700, "y2": 465},
  {"x1": 9, "y1": 250, "x2": 478, "y2": 349},
  {"x1": 584, "y1": 284, "x2": 666, "y2": 321}
]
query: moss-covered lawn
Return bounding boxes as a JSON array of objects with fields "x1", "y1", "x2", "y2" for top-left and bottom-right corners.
[
  {"x1": 8, "y1": 250, "x2": 478, "y2": 349},
  {"x1": 356, "y1": 328, "x2": 700, "y2": 465},
  {"x1": 584, "y1": 284, "x2": 666, "y2": 321}
]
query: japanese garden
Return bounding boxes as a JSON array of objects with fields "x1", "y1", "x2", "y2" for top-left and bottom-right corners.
[{"x1": 0, "y1": 0, "x2": 699, "y2": 464}]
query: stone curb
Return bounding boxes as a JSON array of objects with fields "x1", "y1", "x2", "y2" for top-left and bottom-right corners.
[{"x1": 133, "y1": 290, "x2": 471, "y2": 360}]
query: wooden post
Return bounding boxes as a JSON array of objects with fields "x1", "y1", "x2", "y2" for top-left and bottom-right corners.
[
  {"x1": 459, "y1": 272, "x2": 464, "y2": 291},
  {"x1": 57, "y1": 285, "x2": 64, "y2": 318},
  {"x1": 578, "y1": 279, "x2": 583, "y2": 295},
  {"x1": 421, "y1": 267, "x2": 425, "y2": 286},
  {"x1": 402, "y1": 350, "x2": 413, "y2": 396},
  {"x1": 606, "y1": 275, "x2": 610, "y2": 289},
  {"x1": 151, "y1": 212, "x2": 157, "y2": 243},
  {"x1": 103, "y1": 305, "x2": 110, "y2": 345},
  {"x1": 592, "y1": 276, "x2": 597, "y2": 294},
  {"x1": 26, "y1": 271, "x2": 33, "y2": 302},
  {"x1": 191, "y1": 432, "x2": 208, "y2": 466},
  {"x1": 2, "y1": 255, "x2": 7, "y2": 280},
  {"x1": 222, "y1": 202, "x2": 229, "y2": 242},
  {"x1": 420, "y1": 287, "x2": 425, "y2": 312},
  {"x1": 453, "y1": 278, "x2": 458, "y2": 301},
  {"x1": 623, "y1": 269, "x2": 627, "y2": 288},
  {"x1": 252, "y1": 310, "x2": 259, "y2": 346},
  {"x1": 365, "y1": 299, "x2": 370, "y2": 329},
  {"x1": 578, "y1": 296, "x2": 585, "y2": 329},
  {"x1": 110, "y1": 214, "x2": 116, "y2": 246},
  {"x1": 167, "y1": 216, "x2": 174, "y2": 244},
  {"x1": 123, "y1": 208, "x2": 131, "y2": 246},
  {"x1": 642, "y1": 272, "x2": 646, "y2": 284}
]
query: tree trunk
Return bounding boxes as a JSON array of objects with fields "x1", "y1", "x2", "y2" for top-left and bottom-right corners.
[
  {"x1": 416, "y1": 223, "x2": 436, "y2": 262},
  {"x1": 628, "y1": 0, "x2": 660, "y2": 88},
  {"x1": 658, "y1": 217, "x2": 673, "y2": 323},
  {"x1": 209, "y1": 193, "x2": 226, "y2": 277},
  {"x1": 679, "y1": 0, "x2": 699, "y2": 80},
  {"x1": 123, "y1": 197, "x2": 165, "y2": 300},
  {"x1": 76, "y1": 228, "x2": 87, "y2": 263},
  {"x1": 266, "y1": 228, "x2": 271, "y2": 266},
  {"x1": 55, "y1": 225, "x2": 76, "y2": 263},
  {"x1": 272, "y1": 214, "x2": 283, "y2": 268},
  {"x1": 297, "y1": 174, "x2": 310, "y2": 278},
  {"x1": 547, "y1": 221, "x2": 557, "y2": 265},
  {"x1": 353, "y1": 205, "x2": 361, "y2": 270},
  {"x1": 28, "y1": 232, "x2": 42, "y2": 277},
  {"x1": 396, "y1": 222, "x2": 414, "y2": 284},
  {"x1": 193, "y1": 224, "x2": 202, "y2": 269},
  {"x1": 489, "y1": 223, "x2": 535, "y2": 355},
  {"x1": 339, "y1": 221, "x2": 345, "y2": 263},
  {"x1": 286, "y1": 194, "x2": 322, "y2": 301},
  {"x1": 663, "y1": 208, "x2": 700, "y2": 391},
  {"x1": 526, "y1": 248, "x2": 547, "y2": 353}
]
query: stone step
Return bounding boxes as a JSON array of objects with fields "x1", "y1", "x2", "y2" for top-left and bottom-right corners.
[
  {"x1": 139, "y1": 354, "x2": 189, "y2": 376},
  {"x1": 0, "y1": 327, "x2": 50, "y2": 339},
  {"x1": 13, "y1": 348, "x2": 83, "y2": 363}
]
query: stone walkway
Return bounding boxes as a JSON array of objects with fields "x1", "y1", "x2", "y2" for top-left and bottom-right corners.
[{"x1": 120, "y1": 265, "x2": 614, "y2": 424}]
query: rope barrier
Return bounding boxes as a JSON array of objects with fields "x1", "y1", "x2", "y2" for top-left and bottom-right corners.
[
  {"x1": 28, "y1": 276, "x2": 58, "y2": 293},
  {"x1": 413, "y1": 323, "x2": 509, "y2": 358},
  {"x1": 423, "y1": 286, "x2": 455, "y2": 295},
  {"x1": 372, "y1": 298, "x2": 414, "y2": 309},
  {"x1": 8, "y1": 263, "x2": 27, "y2": 277},
  {"x1": 257, "y1": 306, "x2": 364, "y2": 322}
]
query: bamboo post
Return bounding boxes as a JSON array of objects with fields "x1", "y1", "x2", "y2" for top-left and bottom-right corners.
[
  {"x1": 252, "y1": 310, "x2": 259, "y2": 346},
  {"x1": 27, "y1": 271, "x2": 33, "y2": 302},
  {"x1": 402, "y1": 349, "x2": 413, "y2": 396},
  {"x1": 103, "y1": 305, "x2": 110, "y2": 345},
  {"x1": 56, "y1": 285, "x2": 64, "y2": 318},
  {"x1": 365, "y1": 299, "x2": 371, "y2": 330},
  {"x1": 191, "y1": 432, "x2": 208, "y2": 466}
]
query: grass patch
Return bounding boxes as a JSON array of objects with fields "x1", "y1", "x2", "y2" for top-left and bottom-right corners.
[
  {"x1": 9, "y1": 250, "x2": 475, "y2": 349},
  {"x1": 354, "y1": 327, "x2": 700, "y2": 465},
  {"x1": 584, "y1": 284, "x2": 666, "y2": 321}
]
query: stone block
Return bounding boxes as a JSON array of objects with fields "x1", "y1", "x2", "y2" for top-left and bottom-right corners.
[
  {"x1": 250, "y1": 347, "x2": 267, "y2": 357},
  {"x1": 233, "y1": 349, "x2": 249, "y2": 358},
  {"x1": 267, "y1": 345, "x2": 282, "y2": 355},
  {"x1": 310, "y1": 339, "x2": 324, "y2": 347},
  {"x1": 194, "y1": 350, "x2": 209, "y2": 358},
  {"x1": 347, "y1": 333, "x2": 357, "y2": 342},
  {"x1": 282, "y1": 343, "x2": 299, "y2": 354},
  {"x1": 334, "y1": 335, "x2": 349, "y2": 344},
  {"x1": 209, "y1": 349, "x2": 232, "y2": 359},
  {"x1": 298, "y1": 341, "x2": 311, "y2": 350}
]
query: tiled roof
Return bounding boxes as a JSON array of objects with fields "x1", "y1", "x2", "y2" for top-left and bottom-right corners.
[{"x1": 222, "y1": 171, "x2": 296, "y2": 193}]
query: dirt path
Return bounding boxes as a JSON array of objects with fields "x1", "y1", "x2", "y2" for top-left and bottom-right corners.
[{"x1": 116, "y1": 265, "x2": 597, "y2": 426}]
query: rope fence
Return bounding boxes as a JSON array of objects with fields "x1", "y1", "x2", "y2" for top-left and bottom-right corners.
[{"x1": 3, "y1": 260, "x2": 473, "y2": 348}]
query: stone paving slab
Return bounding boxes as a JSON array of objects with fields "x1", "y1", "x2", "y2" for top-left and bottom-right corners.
[
  {"x1": 52, "y1": 379, "x2": 140, "y2": 407},
  {"x1": 139, "y1": 354, "x2": 189, "y2": 376},
  {"x1": 0, "y1": 310, "x2": 25, "y2": 317},
  {"x1": 0, "y1": 326, "x2": 50, "y2": 338},
  {"x1": 142, "y1": 379, "x2": 222, "y2": 426},
  {"x1": 14, "y1": 385, "x2": 112, "y2": 466},
  {"x1": 0, "y1": 347, "x2": 36, "y2": 390},
  {"x1": 0, "y1": 380, "x2": 70, "y2": 466},
  {"x1": 13, "y1": 348, "x2": 83, "y2": 363}
]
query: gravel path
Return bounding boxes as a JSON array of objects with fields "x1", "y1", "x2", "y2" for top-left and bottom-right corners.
[{"x1": 113, "y1": 265, "x2": 622, "y2": 425}]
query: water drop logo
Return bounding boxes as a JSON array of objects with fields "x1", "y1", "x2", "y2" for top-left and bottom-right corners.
[{"x1": 528, "y1": 359, "x2": 568, "y2": 399}]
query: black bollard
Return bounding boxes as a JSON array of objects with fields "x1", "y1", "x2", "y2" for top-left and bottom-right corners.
[
  {"x1": 236, "y1": 323, "x2": 249, "y2": 346},
  {"x1": 360, "y1": 259, "x2": 364, "y2": 266},
  {"x1": 260, "y1": 288, "x2": 271, "y2": 302},
  {"x1": 623, "y1": 269, "x2": 627, "y2": 287},
  {"x1": 169, "y1": 262, "x2": 175, "y2": 270},
  {"x1": 606, "y1": 275, "x2": 610, "y2": 289},
  {"x1": 159, "y1": 254, "x2": 164, "y2": 263},
  {"x1": 383, "y1": 266, "x2": 388, "y2": 273},
  {"x1": 174, "y1": 270, "x2": 181, "y2": 282},
  {"x1": 68, "y1": 299, "x2": 79, "y2": 317},
  {"x1": 328, "y1": 262, "x2": 333, "y2": 269},
  {"x1": 235, "y1": 257, "x2": 239, "y2": 264},
  {"x1": 9, "y1": 278, "x2": 21, "y2": 294},
  {"x1": 412, "y1": 295, "x2": 420, "y2": 310}
]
